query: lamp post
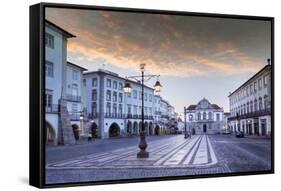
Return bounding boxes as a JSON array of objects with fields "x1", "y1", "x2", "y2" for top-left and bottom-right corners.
[
  {"x1": 79, "y1": 114, "x2": 84, "y2": 135},
  {"x1": 184, "y1": 107, "x2": 188, "y2": 139},
  {"x1": 124, "y1": 63, "x2": 162, "y2": 158},
  {"x1": 189, "y1": 114, "x2": 193, "y2": 138}
]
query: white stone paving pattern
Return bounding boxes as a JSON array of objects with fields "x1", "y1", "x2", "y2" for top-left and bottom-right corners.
[{"x1": 47, "y1": 135, "x2": 218, "y2": 169}]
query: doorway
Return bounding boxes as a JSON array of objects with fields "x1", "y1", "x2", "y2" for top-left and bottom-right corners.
[{"x1": 203, "y1": 124, "x2": 207, "y2": 133}]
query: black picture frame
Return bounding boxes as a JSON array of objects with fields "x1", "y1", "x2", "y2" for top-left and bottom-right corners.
[{"x1": 30, "y1": 2, "x2": 274, "y2": 188}]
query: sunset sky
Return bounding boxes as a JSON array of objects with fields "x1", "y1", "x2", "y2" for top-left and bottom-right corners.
[{"x1": 46, "y1": 8, "x2": 271, "y2": 113}]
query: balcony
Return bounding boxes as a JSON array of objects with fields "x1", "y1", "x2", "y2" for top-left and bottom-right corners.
[
  {"x1": 127, "y1": 114, "x2": 154, "y2": 120},
  {"x1": 45, "y1": 104, "x2": 59, "y2": 113},
  {"x1": 104, "y1": 112, "x2": 125, "y2": 119},
  {"x1": 88, "y1": 112, "x2": 99, "y2": 119},
  {"x1": 228, "y1": 108, "x2": 271, "y2": 121},
  {"x1": 66, "y1": 94, "x2": 81, "y2": 102},
  {"x1": 161, "y1": 114, "x2": 169, "y2": 119}
]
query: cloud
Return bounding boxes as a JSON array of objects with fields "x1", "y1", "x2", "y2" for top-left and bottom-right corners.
[{"x1": 46, "y1": 8, "x2": 269, "y2": 78}]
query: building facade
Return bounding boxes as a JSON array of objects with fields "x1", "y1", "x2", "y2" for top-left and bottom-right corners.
[
  {"x1": 83, "y1": 69, "x2": 160, "y2": 139},
  {"x1": 185, "y1": 98, "x2": 224, "y2": 134},
  {"x1": 65, "y1": 62, "x2": 87, "y2": 138},
  {"x1": 228, "y1": 63, "x2": 271, "y2": 136},
  {"x1": 45, "y1": 20, "x2": 75, "y2": 145}
]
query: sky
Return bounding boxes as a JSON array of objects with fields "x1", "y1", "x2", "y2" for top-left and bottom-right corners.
[{"x1": 46, "y1": 8, "x2": 271, "y2": 114}]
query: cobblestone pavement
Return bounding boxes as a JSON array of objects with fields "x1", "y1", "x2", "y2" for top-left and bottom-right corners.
[{"x1": 46, "y1": 134, "x2": 271, "y2": 184}]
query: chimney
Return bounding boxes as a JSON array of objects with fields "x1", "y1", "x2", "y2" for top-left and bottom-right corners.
[{"x1": 267, "y1": 58, "x2": 271, "y2": 65}]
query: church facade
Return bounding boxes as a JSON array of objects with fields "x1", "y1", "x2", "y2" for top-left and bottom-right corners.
[{"x1": 185, "y1": 98, "x2": 224, "y2": 134}]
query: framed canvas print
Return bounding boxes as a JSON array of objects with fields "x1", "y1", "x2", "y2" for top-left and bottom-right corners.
[{"x1": 29, "y1": 2, "x2": 274, "y2": 188}]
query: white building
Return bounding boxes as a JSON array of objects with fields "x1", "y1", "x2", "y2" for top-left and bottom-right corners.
[
  {"x1": 228, "y1": 62, "x2": 271, "y2": 136},
  {"x1": 45, "y1": 20, "x2": 75, "y2": 145},
  {"x1": 65, "y1": 61, "x2": 87, "y2": 138},
  {"x1": 83, "y1": 69, "x2": 156, "y2": 139},
  {"x1": 185, "y1": 98, "x2": 224, "y2": 134}
]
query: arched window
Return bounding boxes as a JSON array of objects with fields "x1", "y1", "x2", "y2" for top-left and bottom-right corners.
[
  {"x1": 203, "y1": 112, "x2": 207, "y2": 120},
  {"x1": 208, "y1": 112, "x2": 212, "y2": 120},
  {"x1": 198, "y1": 112, "x2": 201, "y2": 120}
]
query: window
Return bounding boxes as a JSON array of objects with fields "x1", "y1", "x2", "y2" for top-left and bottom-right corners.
[
  {"x1": 113, "y1": 103, "x2": 117, "y2": 115},
  {"x1": 113, "y1": 91, "x2": 117, "y2": 102},
  {"x1": 259, "y1": 97, "x2": 263, "y2": 111},
  {"x1": 149, "y1": 108, "x2": 152, "y2": 115},
  {"x1": 118, "y1": 93, "x2": 123, "y2": 103},
  {"x1": 92, "y1": 102, "x2": 97, "y2": 115},
  {"x1": 144, "y1": 107, "x2": 148, "y2": 115},
  {"x1": 83, "y1": 79, "x2": 86, "y2": 86},
  {"x1": 139, "y1": 92, "x2": 142, "y2": 100},
  {"x1": 133, "y1": 105, "x2": 138, "y2": 115},
  {"x1": 133, "y1": 90, "x2": 137, "y2": 99},
  {"x1": 118, "y1": 104, "x2": 122, "y2": 115},
  {"x1": 71, "y1": 103, "x2": 78, "y2": 113},
  {"x1": 203, "y1": 112, "x2": 207, "y2": 120},
  {"x1": 246, "y1": 86, "x2": 249, "y2": 96},
  {"x1": 258, "y1": 78, "x2": 262, "y2": 89},
  {"x1": 254, "y1": 99, "x2": 258, "y2": 112},
  {"x1": 45, "y1": 33, "x2": 54, "y2": 48},
  {"x1": 144, "y1": 93, "x2": 147, "y2": 101},
  {"x1": 106, "y1": 102, "x2": 111, "y2": 114},
  {"x1": 250, "y1": 84, "x2": 253, "y2": 94},
  {"x1": 45, "y1": 89, "x2": 53, "y2": 107},
  {"x1": 45, "y1": 61, "x2": 54, "y2": 77},
  {"x1": 216, "y1": 113, "x2": 220, "y2": 121},
  {"x1": 139, "y1": 106, "x2": 142, "y2": 115},
  {"x1": 106, "y1": 79, "x2": 111, "y2": 88},
  {"x1": 264, "y1": 75, "x2": 268, "y2": 86},
  {"x1": 106, "y1": 90, "x2": 111, "y2": 101},
  {"x1": 92, "y1": 78, "x2": 97, "y2": 87},
  {"x1": 113, "y1": 81, "x2": 117, "y2": 89},
  {"x1": 92, "y1": 89, "x2": 97, "y2": 101},
  {"x1": 149, "y1": 94, "x2": 152, "y2": 102},
  {"x1": 208, "y1": 112, "x2": 212, "y2": 120},
  {"x1": 254, "y1": 82, "x2": 257, "y2": 92},
  {"x1": 264, "y1": 95, "x2": 268, "y2": 109},
  {"x1": 127, "y1": 104, "x2": 132, "y2": 114},
  {"x1": 72, "y1": 69, "x2": 78, "y2": 80},
  {"x1": 118, "y1": 82, "x2": 123, "y2": 90},
  {"x1": 71, "y1": 84, "x2": 78, "y2": 96},
  {"x1": 250, "y1": 101, "x2": 253, "y2": 113},
  {"x1": 198, "y1": 112, "x2": 201, "y2": 120}
]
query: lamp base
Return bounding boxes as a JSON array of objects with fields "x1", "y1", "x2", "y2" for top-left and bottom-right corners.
[{"x1": 137, "y1": 150, "x2": 149, "y2": 158}]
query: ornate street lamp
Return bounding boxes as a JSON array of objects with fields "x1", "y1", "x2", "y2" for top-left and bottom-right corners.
[
  {"x1": 123, "y1": 81, "x2": 132, "y2": 94},
  {"x1": 154, "y1": 78, "x2": 162, "y2": 93},
  {"x1": 124, "y1": 63, "x2": 162, "y2": 158}
]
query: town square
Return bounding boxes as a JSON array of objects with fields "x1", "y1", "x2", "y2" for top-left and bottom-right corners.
[{"x1": 44, "y1": 7, "x2": 272, "y2": 184}]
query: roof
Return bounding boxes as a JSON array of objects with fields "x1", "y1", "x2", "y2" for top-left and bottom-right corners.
[
  {"x1": 83, "y1": 69, "x2": 155, "y2": 90},
  {"x1": 211, "y1": 104, "x2": 221, "y2": 109},
  {"x1": 228, "y1": 64, "x2": 271, "y2": 97},
  {"x1": 45, "y1": 20, "x2": 76, "y2": 38},
  {"x1": 186, "y1": 101, "x2": 222, "y2": 110},
  {"x1": 186, "y1": 105, "x2": 196, "y2": 110},
  {"x1": 67, "y1": 61, "x2": 88, "y2": 71}
]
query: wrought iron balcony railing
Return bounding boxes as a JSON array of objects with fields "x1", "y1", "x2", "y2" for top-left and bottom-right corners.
[
  {"x1": 228, "y1": 108, "x2": 271, "y2": 121},
  {"x1": 66, "y1": 94, "x2": 81, "y2": 102}
]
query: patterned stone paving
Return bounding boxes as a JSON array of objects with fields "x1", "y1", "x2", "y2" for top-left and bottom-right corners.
[{"x1": 47, "y1": 135, "x2": 218, "y2": 169}]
